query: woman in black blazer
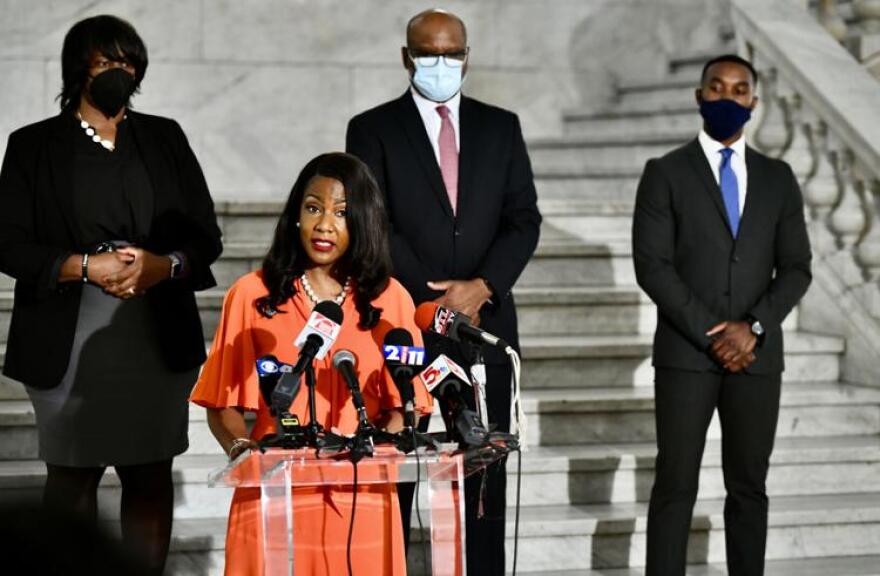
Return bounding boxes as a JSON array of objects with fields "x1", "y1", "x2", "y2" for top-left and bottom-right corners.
[{"x1": 0, "y1": 15, "x2": 222, "y2": 573}]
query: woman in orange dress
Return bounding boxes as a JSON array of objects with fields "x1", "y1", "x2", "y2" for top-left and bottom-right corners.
[{"x1": 190, "y1": 152, "x2": 432, "y2": 575}]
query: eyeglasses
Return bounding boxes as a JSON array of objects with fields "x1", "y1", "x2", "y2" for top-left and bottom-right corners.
[{"x1": 407, "y1": 49, "x2": 469, "y2": 68}]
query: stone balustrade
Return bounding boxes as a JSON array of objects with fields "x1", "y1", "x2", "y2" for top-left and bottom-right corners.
[{"x1": 733, "y1": 0, "x2": 880, "y2": 385}]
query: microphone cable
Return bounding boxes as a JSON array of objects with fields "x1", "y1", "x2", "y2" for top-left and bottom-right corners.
[
  {"x1": 346, "y1": 459, "x2": 359, "y2": 576},
  {"x1": 506, "y1": 345, "x2": 524, "y2": 576}
]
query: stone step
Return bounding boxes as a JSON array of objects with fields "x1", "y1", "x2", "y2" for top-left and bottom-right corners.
[
  {"x1": 523, "y1": 555, "x2": 880, "y2": 576},
  {"x1": 193, "y1": 284, "x2": 653, "y2": 343},
  {"x1": 163, "y1": 540, "x2": 880, "y2": 576},
  {"x1": 157, "y1": 492, "x2": 880, "y2": 572},
  {"x1": 528, "y1": 132, "x2": 691, "y2": 173},
  {"x1": 510, "y1": 435, "x2": 880, "y2": 507},
  {"x1": 519, "y1": 331, "x2": 842, "y2": 389},
  {"x1": 615, "y1": 77, "x2": 697, "y2": 110},
  {"x1": 515, "y1": 285, "x2": 653, "y2": 337},
  {"x1": 534, "y1": 171, "x2": 641, "y2": 204},
  {"x1": 504, "y1": 492, "x2": 880, "y2": 572},
  {"x1": 562, "y1": 105, "x2": 700, "y2": 139},
  {"x1": 206, "y1": 239, "x2": 637, "y2": 293},
  {"x1": 668, "y1": 46, "x2": 736, "y2": 77},
  {"x1": 6, "y1": 432, "x2": 876, "y2": 514},
  {"x1": 0, "y1": 453, "x2": 235, "y2": 520},
  {"x1": 523, "y1": 381, "x2": 880, "y2": 447},
  {"x1": 0, "y1": 400, "x2": 235, "y2": 460},
  {"x1": 1, "y1": 375, "x2": 862, "y2": 462}
]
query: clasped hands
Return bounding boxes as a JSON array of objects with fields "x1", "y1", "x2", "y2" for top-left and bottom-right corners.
[
  {"x1": 427, "y1": 278, "x2": 493, "y2": 327},
  {"x1": 88, "y1": 247, "x2": 169, "y2": 299},
  {"x1": 706, "y1": 320, "x2": 757, "y2": 373}
]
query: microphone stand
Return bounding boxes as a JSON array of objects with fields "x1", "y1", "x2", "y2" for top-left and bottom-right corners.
[{"x1": 304, "y1": 362, "x2": 323, "y2": 445}]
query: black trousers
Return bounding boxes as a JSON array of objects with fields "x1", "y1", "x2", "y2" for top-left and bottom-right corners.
[
  {"x1": 645, "y1": 368, "x2": 782, "y2": 576},
  {"x1": 400, "y1": 362, "x2": 512, "y2": 576}
]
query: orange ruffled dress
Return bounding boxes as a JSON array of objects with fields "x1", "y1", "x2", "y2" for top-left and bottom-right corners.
[{"x1": 191, "y1": 271, "x2": 432, "y2": 575}]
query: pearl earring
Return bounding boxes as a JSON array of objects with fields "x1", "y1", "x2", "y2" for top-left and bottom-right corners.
[{"x1": 296, "y1": 222, "x2": 301, "y2": 228}]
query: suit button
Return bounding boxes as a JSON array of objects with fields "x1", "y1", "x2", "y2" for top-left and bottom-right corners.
[
  {"x1": 454, "y1": 229, "x2": 461, "y2": 237},
  {"x1": 731, "y1": 255, "x2": 740, "y2": 263}
]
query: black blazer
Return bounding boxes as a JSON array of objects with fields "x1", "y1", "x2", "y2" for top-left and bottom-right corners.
[
  {"x1": 0, "y1": 111, "x2": 223, "y2": 389},
  {"x1": 632, "y1": 138, "x2": 812, "y2": 374},
  {"x1": 346, "y1": 92, "x2": 541, "y2": 363}
]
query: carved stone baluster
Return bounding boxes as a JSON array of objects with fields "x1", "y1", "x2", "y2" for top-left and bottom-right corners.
[
  {"x1": 854, "y1": 0, "x2": 880, "y2": 33},
  {"x1": 780, "y1": 93, "x2": 817, "y2": 188},
  {"x1": 829, "y1": 149, "x2": 869, "y2": 248},
  {"x1": 751, "y1": 67, "x2": 790, "y2": 158},
  {"x1": 856, "y1": 175, "x2": 880, "y2": 280},
  {"x1": 803, "y1": 122, "x2": 841, "y2": 224},
  {"x1": 819, "y1": 0, "x2": 849, "y2": 40}
]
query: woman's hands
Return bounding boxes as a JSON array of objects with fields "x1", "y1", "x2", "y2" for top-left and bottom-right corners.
[{"x1": 103, "y1": 247, "x2": 170, "y2": 299}]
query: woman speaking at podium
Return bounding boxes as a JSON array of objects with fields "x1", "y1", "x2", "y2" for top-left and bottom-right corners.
[{"x1": 191, "y1": 152, "x2": 432, "y2": 575}]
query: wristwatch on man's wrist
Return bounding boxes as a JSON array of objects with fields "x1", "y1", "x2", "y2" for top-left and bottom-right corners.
[
  {"x1": 168, "y1": 252, "x2": 183, "y2": 279},
  {"x1": 749, "y1": 317, "x2": 765, "y2": 345}
]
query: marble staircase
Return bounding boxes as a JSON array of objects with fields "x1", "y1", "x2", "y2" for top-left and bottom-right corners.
[{"x1": 1, "y1": 49, "x2": 880, "y2": 576}]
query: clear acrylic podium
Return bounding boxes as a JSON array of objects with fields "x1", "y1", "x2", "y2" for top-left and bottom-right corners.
[{"x1": 209, "y1": 445, "x2": 467, "y2": 576}]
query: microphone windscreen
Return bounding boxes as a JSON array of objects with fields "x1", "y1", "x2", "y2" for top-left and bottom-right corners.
[
  {"x1": 314, "y1": 300, "x2": 344, "y2": 324},
  {"x1": 414, "y1": 301, "x2": 440, "y2": 332},
  {"x1": 384, "y1": 327, "x2": 414, "y2": 348},
  {"x1": 332, "y1": 349, "x2": 356, "y2": 369}
]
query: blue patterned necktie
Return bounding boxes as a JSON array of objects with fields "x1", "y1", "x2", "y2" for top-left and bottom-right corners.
[{"x1": 719, "y1": 148, "x2": 740, "y2": 237}]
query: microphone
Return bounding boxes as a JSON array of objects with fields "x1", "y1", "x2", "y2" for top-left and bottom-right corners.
[
  {"x1": 294, "y1": 300, "x2": 344, "y2": 363},
  {"x1": 419, "y1": 354, "x2": 487, "y2": 446},
  {"x1": 382, "y1": 328, "x2": 425, "y2": 428},
  {"x1": 257, "y1": 354, "x2": 300, "y2": 415},
  {"x1": 414, "y1": 301, "x2": 508, "y2": 349},
  {"x1": 332, "y1": 349, "x2": 370, "y2": 431},
  {"x1": 273, "y1": 301, "x2": 344, "y2": 410}
]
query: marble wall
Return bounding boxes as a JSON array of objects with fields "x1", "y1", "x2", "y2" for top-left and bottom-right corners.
[{"x1": 0, "y1": 0, "x2": 727, "y2": 200}]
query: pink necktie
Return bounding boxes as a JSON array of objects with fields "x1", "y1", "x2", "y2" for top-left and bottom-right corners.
[{"x1": 436, "y1": 105, "x2": 458, "y2": 215}]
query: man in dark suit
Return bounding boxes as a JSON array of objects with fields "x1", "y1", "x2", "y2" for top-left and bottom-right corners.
[
  {"x1": 632, "y1": 54, "x2": 812, "y2": 576},
  {"x1": 346, "y1": 9, "x2": 541, "y2": 575}
]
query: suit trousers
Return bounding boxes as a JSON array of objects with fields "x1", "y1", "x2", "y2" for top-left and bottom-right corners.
[
  {"x1": 645, "y1": 367, "x2": 782, "y2": 576},
  {"x1": 399, "y1": 362, "x2": 512, "y2": 576}
]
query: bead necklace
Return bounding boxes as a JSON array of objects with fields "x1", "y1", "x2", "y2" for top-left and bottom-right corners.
[
  {"x1": 76, "y1": 112, "x2": 115, "y2": 151},
  {"x1": 300, "y1": 272, "x2": 350, "y2": 306}
]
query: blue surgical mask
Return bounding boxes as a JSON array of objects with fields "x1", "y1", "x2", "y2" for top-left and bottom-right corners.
[
  {"x1": 699, "y1": 98, "x2": 752, "y2": 142},
  {"x1": 410, "y1": 57, "x2": 464, "y2": 103}
]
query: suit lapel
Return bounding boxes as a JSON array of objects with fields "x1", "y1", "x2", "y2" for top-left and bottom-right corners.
[
  {"x1": 456, "y1": 96, "x2": 476, "y2": 217},
  {"x1": 685, "y1": 138, "x2": 734, "y2": 238},
  {"x1": 394, "y1": 93, "x2": 455, "y2": 219},
  {"x1": 46, "y1": 114, "x2": 82, "y2": 246},
  {"x1": 738, "y1": 146, "x2": 763, "y2": 240}
]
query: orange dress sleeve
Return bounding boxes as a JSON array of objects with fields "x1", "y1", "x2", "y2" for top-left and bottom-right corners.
[{"x1": 190, "y1": 272, "x2": 265, "y2": 412}]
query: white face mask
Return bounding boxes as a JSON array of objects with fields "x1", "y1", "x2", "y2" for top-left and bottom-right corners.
[{"x1": 409, "y1": 53, "x2": 466, "y2": 103}]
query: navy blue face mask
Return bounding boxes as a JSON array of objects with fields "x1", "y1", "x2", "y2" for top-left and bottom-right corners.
[{"x1": 699, "y1": 98, "x2": 752, "y2": 142}]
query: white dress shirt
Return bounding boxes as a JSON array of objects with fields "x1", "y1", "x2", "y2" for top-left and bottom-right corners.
[
  {"x1": 698, "y1": 129, "x2": 748, "y2": 216},
  {"x1": 411, "y1": 87, "x2": 461, "y2": 165}
]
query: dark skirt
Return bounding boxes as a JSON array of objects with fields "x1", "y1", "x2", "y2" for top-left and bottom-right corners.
[{"x1": 26, "y1": 283, "x2": 197, "y2": 467}]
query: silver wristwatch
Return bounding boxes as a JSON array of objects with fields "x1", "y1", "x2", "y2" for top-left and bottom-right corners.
[
  {"x1": 750, "y1": 319, "x2": 764, "y2": 338},
  {"x1": 168, "y1": 252, "x2": 182, "y2": 279}
]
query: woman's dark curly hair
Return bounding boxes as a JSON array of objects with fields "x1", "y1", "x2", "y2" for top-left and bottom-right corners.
[
  {"x1": 58, "y1": 15, "x2": 148, "y2": 112},
  {"x1": 256, "y1": 152, "x2": 392, "y2": 329}
]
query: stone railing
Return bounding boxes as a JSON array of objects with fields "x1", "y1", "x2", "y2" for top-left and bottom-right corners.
[
  {"x1": 809, "y1": 0, "x2": 880, "y2": 77},
  {"x1": 732, "y1": 0, "x2": 880, "y2": 386}
]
